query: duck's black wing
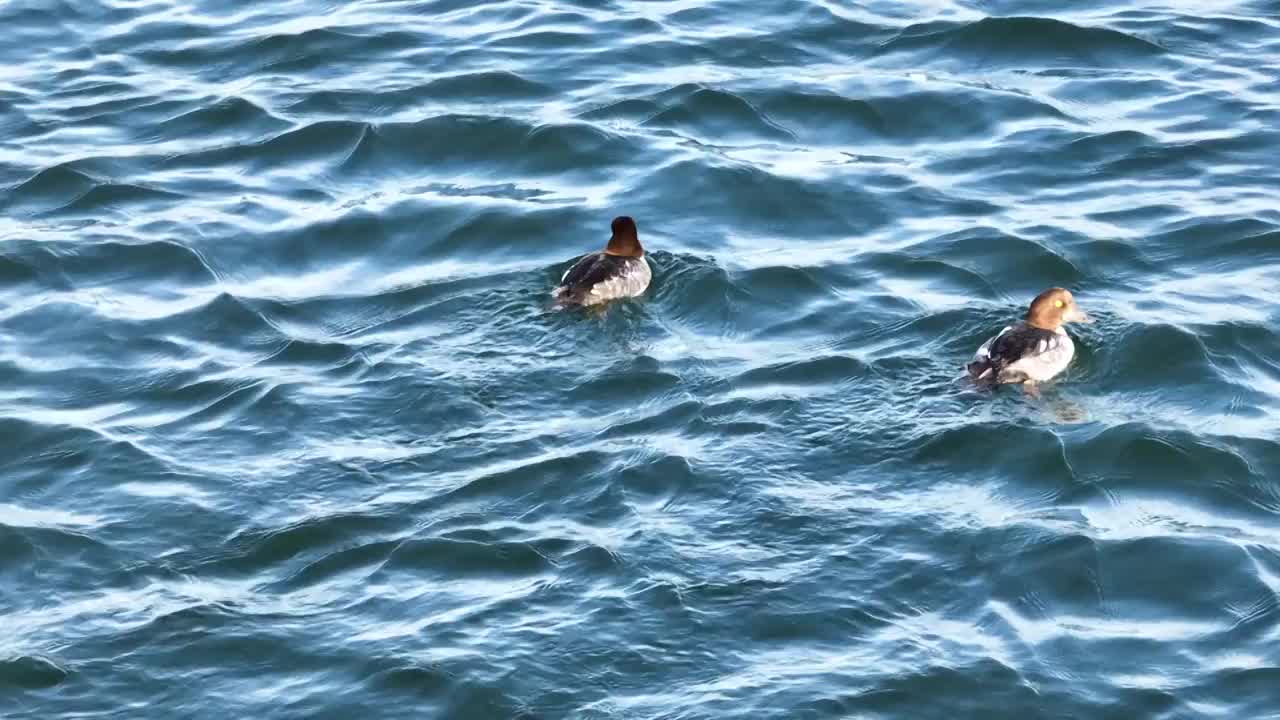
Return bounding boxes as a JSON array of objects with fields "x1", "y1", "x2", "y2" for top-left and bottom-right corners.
[
  {"x1": 555, "y1": 252, "x2": 630, "y2": 303},
  {"x1": 968, "y1": 324, "x2": 1059, "y2": 382}
]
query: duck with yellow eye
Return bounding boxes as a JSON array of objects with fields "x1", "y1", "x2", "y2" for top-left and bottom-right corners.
[{"x1": 967, "y1": 287, "x2": 1092, "y2": 390}]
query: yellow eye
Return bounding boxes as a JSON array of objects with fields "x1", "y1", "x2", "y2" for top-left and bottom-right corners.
[{"x1": 1054, "y1": 300, "x2": 1064, "y2": 308}]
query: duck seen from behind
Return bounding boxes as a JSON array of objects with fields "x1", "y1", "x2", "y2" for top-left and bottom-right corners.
[
  {"x1": 968, "y1": 287, "x2": 1091, "y2": 388},
  {"x1": 551, "y1": 216, "x2": 651, "y2": 306}
]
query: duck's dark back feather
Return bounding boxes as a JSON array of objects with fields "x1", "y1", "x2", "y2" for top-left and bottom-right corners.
[
  {"x1": 968, "y1": 323, "x2": 1059, "y2": 382},
  {"x1": 556, "y1": 252, "x2": 631, "y2": 304}
]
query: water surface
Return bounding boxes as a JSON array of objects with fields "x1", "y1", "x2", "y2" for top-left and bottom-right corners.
[{"x1": 3, "y1": 0, "x2": 1280, "y2": 717}]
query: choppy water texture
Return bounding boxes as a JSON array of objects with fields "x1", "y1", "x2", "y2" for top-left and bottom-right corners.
[{"x1": 3, "y1": 0, "x2": 1280, "y2": 717}]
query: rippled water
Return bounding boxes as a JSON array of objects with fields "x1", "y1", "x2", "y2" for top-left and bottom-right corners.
[{"x1": 4, "y1": 0, "x2": 1280, "y2": 717}]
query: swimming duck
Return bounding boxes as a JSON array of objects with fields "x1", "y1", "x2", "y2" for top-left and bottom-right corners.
[
  {"x1": 551, "y1": 216, "x2": 651, "y2": 306},
  {"x1": 968, "y1": 287, "x2": 1091, "y2": 387}
]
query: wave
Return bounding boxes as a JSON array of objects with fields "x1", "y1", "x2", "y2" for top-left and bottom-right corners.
[
  {"x1": 764, "y1": 84, "x2": 1072, "y2": 143},
  {"x1": 0, "y1": 655, "x2": 68, "y2": 690},
  {"x1": 733, "y1": 354, "x2": 869, "y2": 390},
  {"x1": 636, "y1": 159, "x2": 881, "y2": 236},
  {"x1": 1068, "y1": 424, "x2": 1272, "y2": 512},
  {"x1": 286, "y1": 71, "x2": 550, "y2": 117},
  {"x1": 877, "y1": 16, "x2": 1166, "y2": 67},
  {"x1": 0, "y1": 101, "x2": 48, "y2": 140},
  {"x1": 164, "y1": 119, "x2": 368, "y2": 172},
  {"x1": 152, "y1": 96, "x2": 289, "y2": 142},
  {"x1": 912, "y1": 228, "x2": 1081, "y2": 295},
  {"x1": 643, "y1": 87, "x2": 796, "y2": 142},
  {"x1": 3, "y1": 163, "x2": 185, "y2": 217},
  {"x1": 4, "y1": 165, "x2": 98, "y2": 211},
  {"x1": 421, "y1": 70, "x2": 550, "y2": 99},
  {"x1": 378, "y1": 536, "x2": 554, "y2": 577},
  {"x1": 215, "y1": 511, "x2": 406, "y2": 577},
  {"x1": 137, "y1": 26, "x2": 423, "y2": 79},
  {"x1": 158, "y1": 113, "x2": 642, "y2": 181},
  {"x1": 1097, "y1": 323, "x2": 1218, "y2": 387},
  {"x1": 3, "y1": 1, "x2": 1279, "y2": 717},
  {"x1": 341, "y1": 114, "x2": 641, "y2": 177}
]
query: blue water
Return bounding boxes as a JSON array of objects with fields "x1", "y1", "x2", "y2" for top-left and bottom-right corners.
[{"x1": 3, "y1": 0, "x2": 1280, "y2": 717}]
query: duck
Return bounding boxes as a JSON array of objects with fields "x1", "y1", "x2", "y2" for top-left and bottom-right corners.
[
  {"x1": 551, "y1": 216, "x2": 651, "y2": 306},
  {"x1": 967, "y1": 287, "x2": 1091, "y2": 388}
]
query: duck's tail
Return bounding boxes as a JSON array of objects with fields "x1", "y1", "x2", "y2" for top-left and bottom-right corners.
[
  {"x1": 966, "y1": 359, "x2": 997, "y2": 383},
  {"x1": 550, "y1": 285, "x2": 587, "y2": 307}
]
